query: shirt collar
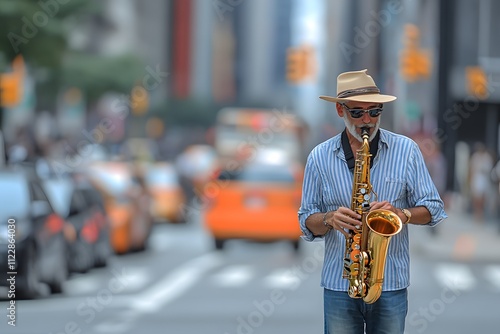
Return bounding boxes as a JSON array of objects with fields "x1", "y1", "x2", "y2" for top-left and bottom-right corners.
[
  {"x1": 331, "y1": 128, "x2": 389, "y2": 156},
  {"x1": 378, "y1": 128, "x2": 390, "y2": 149}
]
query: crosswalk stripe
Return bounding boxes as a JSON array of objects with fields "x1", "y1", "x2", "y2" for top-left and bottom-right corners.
[
  {"x1": 263, "y1": 268, "x2": 301, "y2": 290},
  {"x1": 211, "y1": 265, "x2": 254, "y2": 287},
  {"x1": 118, "y1": 267, "x2": 150, "y2": 293},
  {"x1": 484, "y1": 265, "x2": 500, "y2": 291},
  {"x1": 63, "y1": 274, "x2": 102, "y2": 295},
  {"x1": 434, "y1": 263, "x2": 476, "y2": 291},
  {"x1": 129, "y1": 252, "x2": 223, "y2": 312},
  {"x1": 63, "y1": 267, "x2": 150, "y2": 296}
]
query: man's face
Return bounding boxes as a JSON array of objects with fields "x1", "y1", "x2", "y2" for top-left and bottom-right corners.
[{"x1": 336, "y1": 101, "x2": 382, "y2": 142}]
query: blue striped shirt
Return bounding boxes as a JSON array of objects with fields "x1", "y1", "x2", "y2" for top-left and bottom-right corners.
[{"x1": 298, "y1": 129, "x2": 447, "y2": 291}]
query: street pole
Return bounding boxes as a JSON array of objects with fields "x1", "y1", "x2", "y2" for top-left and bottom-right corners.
[
  {"x1": 0, "y1": 77, "x2": 5, "y2": 165},
  {"x1": 437, "y1": 0, "x2": 455, "y2": 192},
  {"x1": 0, "y1": 105, "x2": 5, "y2": 166}
]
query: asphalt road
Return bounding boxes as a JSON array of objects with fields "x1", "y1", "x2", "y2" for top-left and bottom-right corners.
[{"x1": 1, "y1": 214, "x2": 499, "y2": 334}]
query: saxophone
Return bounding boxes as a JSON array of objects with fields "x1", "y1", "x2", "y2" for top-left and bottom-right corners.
[{"x1": 342, "y1": 127, "x2": 402, "y2": 304}]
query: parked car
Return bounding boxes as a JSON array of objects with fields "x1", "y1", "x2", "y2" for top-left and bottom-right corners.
[
  {"x1": 42, "y1": 174, "x2": 111, "y2": 273},
  {"x1": 142, "y1": 162, "x2": 186, "y2": 223},
  {"x1": 0, "y1": 167, "x2": 68, "y2": 298},
  {"x1": 203, "y1": 160, "x2": 303, "y2": 251},
  {"x1": 75, "y1": 177, "x2": 112, "y2": 267},
  {"x1": 87, "y1": 161, "x2": 153, "y2": 254}
]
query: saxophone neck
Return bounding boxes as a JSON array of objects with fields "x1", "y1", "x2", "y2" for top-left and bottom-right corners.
[
  {"x1": 361, "y1": 127, "x2": 370, "y2": 141},
  {"x1": 357, "y1": 127, "x2": 371, "y2": 155}
]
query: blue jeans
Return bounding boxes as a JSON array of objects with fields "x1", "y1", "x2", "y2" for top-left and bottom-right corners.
[{"x1": 324, "y1": 288, "x2": 408, "y2": 334}]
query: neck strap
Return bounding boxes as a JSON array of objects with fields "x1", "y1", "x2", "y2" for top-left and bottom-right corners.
[{"x1": 341, "y1": 129, "x2": 380, "y2": 172}]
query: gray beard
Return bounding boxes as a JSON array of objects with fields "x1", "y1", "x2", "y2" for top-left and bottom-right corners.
[{"x1": 343, "y1": 114, "x2": 381, "y2": 142}]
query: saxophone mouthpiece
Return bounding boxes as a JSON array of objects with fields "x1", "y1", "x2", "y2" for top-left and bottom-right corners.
[{"x1": 361, "y1": 127, "x2": 370, "y2": 138}]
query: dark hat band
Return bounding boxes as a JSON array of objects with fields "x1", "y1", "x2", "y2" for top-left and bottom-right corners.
[{"x1": 337, "y1": 86, "x2": 380, "y2": 98}]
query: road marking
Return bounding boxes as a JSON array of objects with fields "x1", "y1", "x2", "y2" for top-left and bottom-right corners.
[
  {"x1": 130, "y1": 252, "x2": 223, "y2": 313},
  {"x1": 119, "y1": 267, "x2": 150, "y2": 292},
  {"x1": 148, "y1": 224, "x2": 212, "y2": 252},
  {"x1": 63, "y1": 266, "x2": 150, "y2": 295},
  {"x1": 211, "y1": 265, "x2": 253, "y2": 287},
  {"x1": 94, "y1": 310, "x2": 138, "y2": 333},
  {"x1": 434, "y1": 263, "x2": 476, "y2": 291},
  {"x1": 63, "y1": 274, "x2": 102, "y2": 295},
  {"x1": 484, "y1": 265, "x2": 500, "y2": 291},
  {"x1": 263, "y1": 268, "x2": 301, "y2": 290}
]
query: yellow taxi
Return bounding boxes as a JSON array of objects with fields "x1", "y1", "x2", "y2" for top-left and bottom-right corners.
[
  {"x1": 203, "y1": 158, "x2": 303, "y2": 251},
  {"x1": 142, "y1": 162, "x2": 186, "y2": 223},
  {"x1": 87, "y1": 161, "x2": 153, "y2": 254}
]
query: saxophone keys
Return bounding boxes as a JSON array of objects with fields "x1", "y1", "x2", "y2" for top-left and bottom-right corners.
[
  {"x1": 350, "y1": 249, "x2": 361, "y2": 262},
  {"x1": 360, "y1": 251, "x2": 370, "y2": 266},
  {"x1": 350, "y1": 263, "x2": 360, "y2": 276},
  {"x1": 348, "y1": 285, "x2": 359, "y2": 298},
  {"x1": 353, "y1": 234, "x2": 361, "y2": 243},
  {"x1": 359, "y1": 282, "x2": 367, "y2": 296}
]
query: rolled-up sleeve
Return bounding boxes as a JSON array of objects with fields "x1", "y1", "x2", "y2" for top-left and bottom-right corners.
[
  {"x1": 298, "y1": 150, "x2": 323, "y2": 241},
  {"x1": 407, "y1": 142, "x2": 448, "y2": 226}
]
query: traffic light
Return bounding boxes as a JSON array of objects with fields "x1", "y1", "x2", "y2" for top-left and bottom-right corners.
[
  {"x1": 130, "y1": 85, "x2": 149, "y2": 115},
  {"x1": 1, "y1": 55, "x2": 25, "y2": 108},
  {"x1": 0, "y1": 72, "x2": 22, "y2": 107},
  {"x1": 401, "y1": 50, "x2": 431, "y2": 82},
  {"x1": 146, "y1": 117, "x2": 165, "y2": 139},
  {"x1": 400, "y1": 50, "x2": 418, "y2": 82},
  {"x1": 416, "y1": 50, "x2": 431, "y2": 79},
  {"x1": 466, "y1": 66, "x2": 488, "y2": 99},
  {"x1": 286, "y1": 46, "x2": 315, "y2": 84},
  {"x1": 399, "y1": 24, "x2": 431, "y2": 82},
  {"x1": 286, "y1": 47, "x2": 306, "y2": 83}
]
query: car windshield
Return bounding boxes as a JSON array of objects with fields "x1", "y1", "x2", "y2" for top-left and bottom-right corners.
[
  {"x1": 0, "y1": 174, "x2": 30, "y2": 218},
  {"x1": 145, "y1": 166, "x2": 178, "y2": 187},
  {"x1": 43, "y1": 179, "x2": 73, "y2": 217},
  {"x1": 220, "y1": 164, "x2": 295, "y2": 183},
  {"x1": 88, "y1": 165, "x2": 132, "y2": 196}
]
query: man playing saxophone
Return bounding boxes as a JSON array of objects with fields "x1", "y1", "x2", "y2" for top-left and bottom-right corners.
[{"x1": 298, "y1": 69, "x2": 447, "y2": 334}]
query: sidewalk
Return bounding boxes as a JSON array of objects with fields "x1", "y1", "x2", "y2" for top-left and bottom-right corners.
[{"x1": 410, "y1": 202, "x2": 500, "y2": 262}]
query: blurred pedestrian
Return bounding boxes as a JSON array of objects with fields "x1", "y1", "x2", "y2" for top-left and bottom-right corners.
[
  {"x1": 455, "y1": 141, "x2": 471, "y2": 209},
  {"x1": 490, "y1": 157, "x2": 500, "y2": 233},
  {"x1": 468, "y1": 142, "x2": 493, "y2": 222},
  {"x1": 298, "y1": 69, "x2": 447, "y2": 334},
  {"x1": 7, "y1": 126, "x2": 41, "y2": 163},
  {"x1": 0, "y1": 130, "x2": 6, "y2": 167},
  {"x1": 419, "y1": 137, "x2": 447, "y2": 235}
]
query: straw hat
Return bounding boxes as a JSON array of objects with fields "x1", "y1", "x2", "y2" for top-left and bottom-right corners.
[{"x1": 319, "y1": 69, "x2": 396, "y2": 103}]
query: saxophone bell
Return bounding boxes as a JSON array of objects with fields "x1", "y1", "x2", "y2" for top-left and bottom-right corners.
[{"x1": 362, "y1": 209, "x2": 402, "y2": 304}]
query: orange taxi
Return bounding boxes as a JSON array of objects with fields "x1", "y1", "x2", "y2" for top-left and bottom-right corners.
[
  {"x1": 203, "y1": 161, "x2": 303, "y2": 250},
  {"x1": 142, "y1": 162, "x2": 186, "y2": 223},
  {"x1": 87, "y1": 161, "x2": 153, "y2": 254}
]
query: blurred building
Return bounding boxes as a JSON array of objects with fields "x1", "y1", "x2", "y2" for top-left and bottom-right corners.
[
  {"x1": 441, "y1": 0, "x2": 500, "y2": 182},
  {"x1": 3, "y1": 0, "x2": 500, "y2": 193},
  {"x1": 105, "y1": 0, "x2": 500, "y2": 193}
]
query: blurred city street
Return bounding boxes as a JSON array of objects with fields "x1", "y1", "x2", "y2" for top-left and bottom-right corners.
[
  {"x1": 0, "y1": 196, "x2": 499, "y2": 334},
  {"x1": 2, "y1": 0, "x2": 500, "y2": 333},
  {"x1": 408, "y1": 195, "x2": 500, "y2": 334},
  {"x1": 411, "y1": 195, "x2": 500, "y2": 263}
]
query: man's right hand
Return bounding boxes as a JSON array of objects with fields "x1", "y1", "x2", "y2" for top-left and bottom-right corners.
[{"x1": 323, "y1": 207, "x2": 362, "y2": 238}]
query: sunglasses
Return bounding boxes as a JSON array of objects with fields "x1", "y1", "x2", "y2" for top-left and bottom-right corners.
[{"x1": 341, "y1": 104, "x2": 383, "y2": 118}]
